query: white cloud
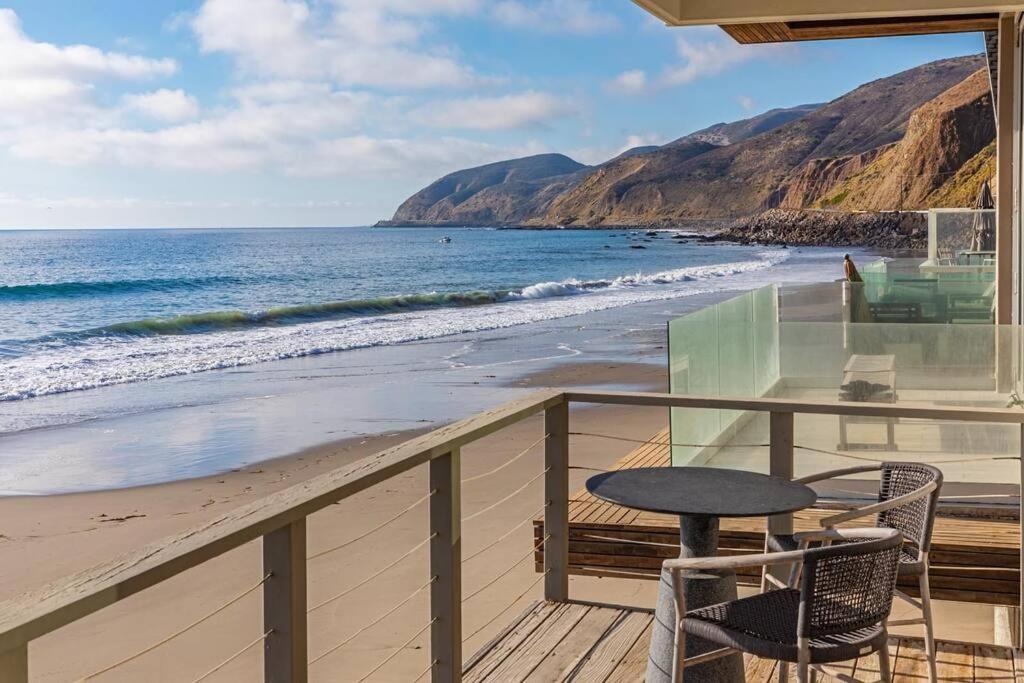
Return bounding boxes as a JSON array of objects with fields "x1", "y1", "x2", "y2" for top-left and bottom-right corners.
[
  {"x1": 570, "y1": 132, "x2": 664, "y2": 165},
  {"x1": 661, "y1": 28, "x2": 787, "y2": 87},
  {"x1": 0, "y1": 9, "x2": 177, "y2": 126},
  {"x1": 294, "y1": 135, "x2": 546, "y2": 177},
  {"x1": 191, "y1": 0, "x2": 477, "y2": 89},
  {"x1": 0, "y1": 9, "x2": 176, "y2": 81},
  {"x1": 737, "y1": 95, "x2": 756, "y2": 111},
  {"x1": 492, "y1": 0, "x2": 619, "y2": 34},
  {"x1": 605, "y1": 69, "x2": 648, "y2": 95},
  {"x1": 122, "y1": 89, "x2": 200, "y2": 122},
  {"x1": 413, "y1": 91, "x2": 577, "y2": 130}
]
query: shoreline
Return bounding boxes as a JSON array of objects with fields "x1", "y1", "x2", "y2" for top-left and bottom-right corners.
[
  {"x1": 373, "y1": 209, "x2": 930, "y2": 250},
  {"x1": 3, "y1": 245, "x2": 847, "y2": 496}
]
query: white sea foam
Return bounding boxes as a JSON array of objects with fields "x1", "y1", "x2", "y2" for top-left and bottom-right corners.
[{"x1": 0, "y1": 250, "x2": 801, "y2": 401}]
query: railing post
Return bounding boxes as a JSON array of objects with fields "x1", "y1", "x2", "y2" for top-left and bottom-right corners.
[
  {"x1": 263, "y1": 519, "x2": 307, "y2": 683},
  {"x1": 544, "y1": 399, "x2": 569, "y2": 602},
  {"x1": 0, "y1": 645, "x2": 27, "y2": 682},
  {"x1": 430, "y1": 449, "x2": 462, "y2": 682},
  {"x1": 768, "y1": 411, "x2": 795, "y2": 585}
]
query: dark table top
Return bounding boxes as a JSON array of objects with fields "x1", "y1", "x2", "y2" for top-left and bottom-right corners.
[{"x1": 586, "y1": 467, "x2": 817, "y2": 518}]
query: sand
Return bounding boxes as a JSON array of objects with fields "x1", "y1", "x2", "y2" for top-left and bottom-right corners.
[{"x1": 0, "y1": 364, "x2": 671, "y2": 682}]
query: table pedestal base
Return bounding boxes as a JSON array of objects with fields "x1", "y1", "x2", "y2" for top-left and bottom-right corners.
[{"x1": 646, "y1": 516, "x2": 746, "y2": 683}]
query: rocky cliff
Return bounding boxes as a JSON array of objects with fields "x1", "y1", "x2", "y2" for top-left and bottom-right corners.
[{"x1": 380, "y1": 55, "x2": 992, "y2": 233}]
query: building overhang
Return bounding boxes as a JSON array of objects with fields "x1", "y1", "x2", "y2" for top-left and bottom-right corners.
[{"x1": 632, "y1": 1, "x2": 1013, "y2": 42}]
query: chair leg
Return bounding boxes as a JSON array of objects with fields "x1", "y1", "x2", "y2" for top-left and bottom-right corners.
[
  {"x1": 777, "y1": 661, "x2": 789, "y2": 682},
  {"x1": 919, "y1": 571, "x2": 937, "y2": 683},
  {"x1": 796, "y1": 638, "x2": 810, "y2": 683},
  {"x1": 761, "y1": 535, "x2": 771, "y2": 593},
  {"x1": 671, "y1": 622, "x2": 686, "y2": 683},
  {"x1": 879, "y1": 633, "x2": 892, "y2": 682}
]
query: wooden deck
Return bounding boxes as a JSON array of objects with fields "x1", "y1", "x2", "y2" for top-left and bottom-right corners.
[
  {"x1": 463, "y1": 601, "x2": 1021, "y2": 681},
  {"x1": 535, "y1": 428, "x2": 1022, "y2": 606}
]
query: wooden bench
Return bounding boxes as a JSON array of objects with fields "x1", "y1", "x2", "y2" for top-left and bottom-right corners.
[{"x1": 534, "y1": 428, "x2": 1021, "y2": 607}]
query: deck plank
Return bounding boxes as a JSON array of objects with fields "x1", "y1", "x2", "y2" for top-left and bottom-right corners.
[
  {"x1": 466, "y1": 602, "x2": 1017, "y2": 682},
  {"x1": 976, "y1": 643, "x2": 1016, "y2": 682},
  {"x1": 524, "y1": 606, "x2": 624, "y2": 681},
  {"x1": 476, "y1": 602, "x2": 591, "y2": 682},
  {"x1": 566, "y1": 610, "x2": 653, "y2": 682}
]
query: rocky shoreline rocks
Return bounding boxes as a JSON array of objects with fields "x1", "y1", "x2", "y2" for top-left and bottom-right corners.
[{"x1": 703, "y1": 209, "x2": 927, "y2": 249}]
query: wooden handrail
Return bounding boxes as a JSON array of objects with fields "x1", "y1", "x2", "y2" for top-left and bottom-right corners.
[
  {"x1": 0, "y1": 389, "x2": 563, "y2": 654},
  {"x1": 2, "y1": 387, "x2": 1022, "y2": 680},
  {"x1": 565, "y1": 390, "x2": 1024, "y2": 423}
]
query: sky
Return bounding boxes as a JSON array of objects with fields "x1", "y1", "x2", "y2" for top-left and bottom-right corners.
[{"x1": 0, "y1": 1, "x2": 987, "y2": 229}]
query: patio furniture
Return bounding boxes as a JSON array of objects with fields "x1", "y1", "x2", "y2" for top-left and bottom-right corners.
[
  {"x1": 666, "y1": 527, "x2": 904, "y2": 683},
  {"x1": 763, "y1": 462, "x2": 942, "y2": 683},
  {"x1": 838, "y1": 354, "x2": 897, "y2": 450},
  {"x1": 586, "y1": 467, "x2": 817, "y2": 683}
]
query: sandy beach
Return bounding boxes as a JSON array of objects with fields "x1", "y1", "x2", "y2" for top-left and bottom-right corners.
[{"x1": 2, "y1": 366, "x2": 671, "y2": 682}]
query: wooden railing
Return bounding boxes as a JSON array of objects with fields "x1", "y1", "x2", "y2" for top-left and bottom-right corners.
[{"x1": 1, "y1": 389, "x2": 1023, "y2": 681}]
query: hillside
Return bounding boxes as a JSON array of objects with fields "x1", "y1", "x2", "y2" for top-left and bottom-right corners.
[
  {"x1": 380, "y1": 55, "x2": 992, "y2": 229},
  {"x1": 380, "y1": 153, "x2": 588, "y2": 226}
]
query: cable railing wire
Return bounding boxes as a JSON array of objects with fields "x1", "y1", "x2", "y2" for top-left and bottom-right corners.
[
  {"x1": 411, "y1": 659, "x2": 440, "y2": 683},
  {"x1": 461, "y1": 433, "x2": 549, "y2": 485},
  {"x1": 462, "y1": 467, "x2": 549, "y2": 524},
  {"x1": 462, "y1": 570, "x2": 550, "y2": 644},
  {"x1": 462, "y1": 534, "x2": 550, "y2": 604},
  {"x1": 307, "y1": 489, "x2": 435, "y2": 561},
  {"x1": 357, "y1": 618, "x2": 437, "y2": 682},
  {"x1": 308, "y1": 534, "x2": 436, "y2": 614},
  {"x1": 191, "y1": 629, "x2": 272, "y2": 683},
  {"x1": 463, "y1": 503, "x2": 548, "y2": 564},
  {"x1": 309, "y1": 575, "x2": 437, "y2": 666},
  {"x1": 80, "y1": 572, "x2": 272, "y2": 681}
]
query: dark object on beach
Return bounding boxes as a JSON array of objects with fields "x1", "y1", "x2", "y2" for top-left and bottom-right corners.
[
  {"x1": 844, "y1": 254, "x2": 863, "y2": 283},
  {"x1": 630, "y1": 244, "x2": 647, "y2": 249},
  {"x1": 645, "y1": 231, "x2": 659, "y2": 237},
  {"x1": 672, "y1": 234, "x2": 687, "y2": 239},
  {"x1": 839, "y1": 380, "x2": 893, "y2": 402}
]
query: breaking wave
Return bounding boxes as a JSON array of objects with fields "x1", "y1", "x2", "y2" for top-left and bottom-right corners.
[{"x1": 1, "y1": 250, "x2": 789, "y2": 401}]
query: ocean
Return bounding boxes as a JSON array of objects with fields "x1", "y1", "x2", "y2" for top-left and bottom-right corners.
[
  {"x1": 0, "y1": 227, "x2": 792, "y2": 402},
  {"x1": 0, "y1": 227, "x2": 852, "y2": 493}
]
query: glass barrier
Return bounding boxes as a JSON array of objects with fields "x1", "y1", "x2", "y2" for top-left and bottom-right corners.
[
  {"x1": 926, "y1": 208, "x2": 996, "y2": 269},
  {"x1": 668, "y1": 286, "x2": 779, "y2": 465},
  {"x1": 852, "y1": 256, "x2": 994, "y2": 324},
  {"x1": 669, "y1": 286, "x2": 1020, "y2": 507}
]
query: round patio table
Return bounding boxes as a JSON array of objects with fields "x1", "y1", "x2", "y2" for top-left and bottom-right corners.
[{"x1": 586, "y1": 467, "x2": 817, "y2": 683}]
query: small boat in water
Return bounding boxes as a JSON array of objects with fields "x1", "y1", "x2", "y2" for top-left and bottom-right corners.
[{"x1": 438, "y1": 236, "x2": 452, "y2": 243}]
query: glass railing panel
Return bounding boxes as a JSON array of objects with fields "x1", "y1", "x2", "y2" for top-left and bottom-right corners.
[
  {"x1": 849, "y1": 256, "x2": 994, "y2": 324},
  {"x1": 668, "y1": 301, "x2": 721, "y2": 465},
  {"x1": 752, "y1": 285, "x2": 781, "y2": 395},
  {"x1": 717, "y1": 291, "x2": 755, "y2": 431}
]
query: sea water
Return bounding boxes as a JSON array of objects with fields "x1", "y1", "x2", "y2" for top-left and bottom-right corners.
[{"x1": 0, "y1": 227, "x2": 791, "y2": 402}]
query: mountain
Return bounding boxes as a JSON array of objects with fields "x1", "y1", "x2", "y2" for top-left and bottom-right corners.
[
  {"x1": 669, "y1": 103, "x2": 822, "y2": 147},
  {"x1": 381, "y1": 55, "x2": 991, "y2": 228},
  {"x1": 382, "y1": 153, "x2": 589, "y2": 227},
  {"x1": 789, "y1": 67, "x2": 995, "y2": 211}
]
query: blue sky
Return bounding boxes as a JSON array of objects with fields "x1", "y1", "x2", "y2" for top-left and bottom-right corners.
[{"x1": 0, "y1": 1, "x2": 985, "y2": 228}]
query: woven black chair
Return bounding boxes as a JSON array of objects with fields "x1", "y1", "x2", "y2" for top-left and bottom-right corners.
[
  {"x1": 761, "y1": 462, "x2": 942, "y2": 682},
  {"x1": 665, "y1": 528, "x2": 903, "y2": 683}
]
